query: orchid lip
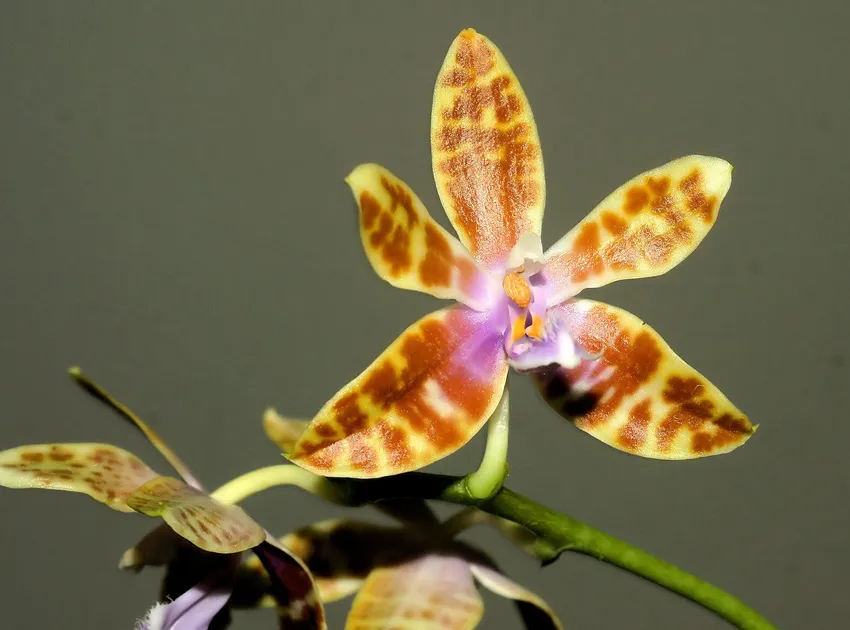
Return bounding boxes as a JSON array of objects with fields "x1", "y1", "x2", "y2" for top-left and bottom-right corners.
[{"x1": 483, "y1": 233, "x2": 583, "y2": 373}]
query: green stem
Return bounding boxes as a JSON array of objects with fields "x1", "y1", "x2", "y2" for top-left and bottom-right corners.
[
  {"x1": 344, "y1": 473, "x2": 776, "y2": 630},
  {"x1": 465, "y1": 389, "x2": 510, "y2": 499},
  {"x1": 210, "y1": 465, "x2": 347, "y2": 506}
]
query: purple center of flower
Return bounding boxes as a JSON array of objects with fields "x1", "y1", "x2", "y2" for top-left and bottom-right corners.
[{"x1": 488, "y1": 232, "x2": 582, "y2": 373}]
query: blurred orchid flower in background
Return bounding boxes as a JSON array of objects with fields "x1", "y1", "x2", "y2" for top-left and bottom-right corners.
[
  {"x1": 267, "y1": 409, "x2": 564, "y2": 628},
  {"x1": 0, "y1": 369, "x2": 325, "y2": 630},
  {"x1": 288, "y1": 28, "x2": 754, "y2": 483},
  {"x1": 230, "y1": 505, "x2": 562, "y2": 630}
]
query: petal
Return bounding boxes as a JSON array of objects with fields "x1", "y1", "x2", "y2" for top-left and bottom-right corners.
[
  {"x1": 136, "y1": 578, "x2": 232, "y2": 630},
  {"x1": 542, "y1": 156, "x2": 733, "y2": 304},
  {"x1": 289, "y1": 306, "x2": 508, "y2": 477},
  {"x1": 534, "y1": 300, "x2": 754, "y2": 458},
  {"x1": 431, "y1": 29, "x2": 545, "y2": 270},
  {"x1": 119, "y1": 523, "x2": 183, "y2": 571},
  {"x1": 348, "y1": 164, "x2": 494, "y2": 310},
  {"x1": 126, "y1": 476, "x2": 266, "y2": 553},
  {"x1": 234, "y1": 519, "x2": 398, "y2": 607},
  {"x1": 0, "y1": 443, "x2": 158, "y2": 512},
  {"x1": 69, "y1": 367, "x2": 204, "y2": 490},
  {"x1": 253, "y1": 537, "x2": 327, "y2": 630},
  {"x1": 468, "y1": 563, "x2": 563, "y2": 630},
  {"x1": 346, "y1": 555, "x2": 483, "y2": 630},
  {"x1": 263, "y1": 409, "x2": 311, "y2": 454}
]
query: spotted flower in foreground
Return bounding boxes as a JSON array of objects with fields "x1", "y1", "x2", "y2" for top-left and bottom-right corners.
[
  {"x1": 0, "y1": 371, "x2": 325, "y2": 630},
  {"x1": 288, "y1": 29, "x2": 754, "y2": 479},
  {"x1": 233, "y1": 517, "x2": 562, "y2": 629}
]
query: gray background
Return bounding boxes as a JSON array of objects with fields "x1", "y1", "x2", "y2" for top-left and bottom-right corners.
[{"x1": 1, "y1": 2, "x2": 846, "y2": 628}]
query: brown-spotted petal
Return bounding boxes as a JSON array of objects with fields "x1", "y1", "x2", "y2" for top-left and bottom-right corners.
[
  {"x1": 118, "y1": 522, "x2": 183, "y2": 571},
  {"x1": 234, "y1": 519, "x2": 408, "y2": 608},
  {"x1": 0, "y1": 443, "x2": 158, "y2": 512},
  {"x1": 468, "y1": 563, "x2": 563, "y2": 630},
  {"x1": 346, "y1": 554, "x2": 483, "y2": 629},
  {"x1": 254, "y1": 536, "x2": 327, "y2": 630},
  {"x1": 289, "y1": 306, "x2": 509, "y2": 477},
  {"x1": 126, "y1": 476, "x2": 266, "y2": 553},
  {"x1": 543, "y1": 156, "x2": 733, "y2": 305},
  {"x1": 534, "y1": 299, "x2": 754, "y2": 458},
  {"x1": 347, "y1": 163, "x2": 493, "y2": 310},
  {"x1": 263, "y1": 408, "x2": 311, "y2": 455},
  {"x1": 431, "y1": 29, "x2": 545, "y2": 270}
]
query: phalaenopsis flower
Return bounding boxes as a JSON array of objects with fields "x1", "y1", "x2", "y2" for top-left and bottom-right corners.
[{"x1": 288, "y1": 29, "x2": 754, "y2": 480}]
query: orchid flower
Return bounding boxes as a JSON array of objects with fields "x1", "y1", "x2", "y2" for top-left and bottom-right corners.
[
  {"x1": 230, "y1": 514, "x2": 562, "y2": 630},
  {"x1": 0, "y1": 369, "x2": 325, "y2": 630},
  {"x1": 288, "y1": 28, "x2": 754, "y2": 490}
]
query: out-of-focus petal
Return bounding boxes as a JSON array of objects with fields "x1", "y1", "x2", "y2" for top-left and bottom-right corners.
[
  {"x1": 534, "y1": 300, "x2": 754, "y2": 458},
  {"x1": 135, "y1": 576, "x2": 232, "y2": 630},
  {"x1": 234, "y1": 519, "x2": 381, "y2": 608},
  {"x1": 69, "y1": 367, "x2": 204, "y2": 490},
  {"x1": 431, "y1": 29, "x2": 545, "y2": 270},
  {"x1": 254, "y1": 537, "x2": 327, "y2": 630},
  {"x1": 263, "y1": 409, "x2": 310, "y2": 455},
  {"x1": 127, "y1": 476, "x2": 266, "y2": 553},
  {"x1": 468, "y1": 564, "x2": 562, "y2": 630},
  {"x1": 290, "y1": 306, "x2": 508, "y2": 477},
  {"x1": 0, "y1": 443, "x2": 158, "y2": 512},
  {"x1": 543, "y1": 156, "x2": 733, "y2": 305},
  {"x1": 119, "y1": 523, "x2": 183, "y2": 571},
  {"x1": 347, "y1": 164, "x2": 493, "y2": 309},
  {"x1": 346, "y1": 555, "x2": 483, "y2": 630}
]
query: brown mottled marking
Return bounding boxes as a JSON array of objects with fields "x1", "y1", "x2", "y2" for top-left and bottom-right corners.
[
  {"x1": 656, "y1": 374, "x2": 749, "y2": 453},
  {"x1": 350, "y1": 164, "x2": 489, "y2": 310},
  {"x1": 679, "y1": 169, "x2": 717, "y2": 222},
  {"x1": 379, "y1": 421, "x2": 413, "y2": 468},
  {"x1": 48, "y1": 446, "x2": 74, "y2": 462},
  {"x1": 617, "y1": 399, "x2": 653, "y2": 451},
  {"x1": 536, "y1": 300, "x2": 752, "y2": 459},
  {"x1": 292, "y1": 308, "x2": 507, "y2": 476},
  {"x1": 624, "y1": 186, "x2": 649, "y2": 214},
  {"x1": 369, "y1": 214, "x2": 393, "y2": 248},
  {"x1": 333, "y1": 393, "x2": 368, "y2": 434},
  {"x1": 359, "y1": 191, "x2": 381, "y2": 230},
  {"x1": 314, "y1": 423, "x2": 337, "y2": 439},
  {"x1": 538, "y1": 303, "x2": 662, "y2": 432},
  {"x1": 382, "y1": 225, "x2": 412, "y2": 276},
  {"x1": 419, "y1": 223, "x2": 453, "y2": 287},
  {"x1": 691, "y1": 426, "x2": 745, "y2": 454},
  {"x1": 381, "y1": 177, "x2": 418, "y2": 230},
  {"x1": 348, "y1": 435, "x2": 379, "y2": 475},
  {"x1": 601, "y1": 210, "x2": 627, "y2": 236},
  {"x1": 555, "y1": 221, "x2": 604, "y2": 284},
  {"x1": 433, "y1": 30, "x2": 544, "y2": 268},
  {"x1": 21, "y1": 452, "x2": 44, "y2": 463},
  {"x1": 455, "y1": 31, "x2": 495, "y2": 75},
  {"x1": 544, "y1": 157, "x2": 733, "y2": 301}
]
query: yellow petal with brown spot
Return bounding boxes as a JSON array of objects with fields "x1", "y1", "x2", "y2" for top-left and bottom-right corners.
[
  {"x1": 290, "y1": 306, "x2": 508, "y2": 478},
  {"x1": 127, "y1": 476, "x2": 265, "y2": 553},
  {"x1": 432, "y1": 29, "x2": 545, "y2": 271},
  {"x1": 0, "y1": 443, "x2": 158, "y2": 512},
  {"x1": 263, "y1": 409, "x2": 311, "y2": 455},
  {"x1": 347, "y1": 163, "x2": 492, "y2": 310},
  {"x1": 543, "y1": 156, "x2": 733, "y2": 304},
  {"x1": 535, "y1": 299, "x2": 754, "y2": 459},
  {"x1": 346, "y1": 555, "x2": 483, "y2": 630}
]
